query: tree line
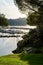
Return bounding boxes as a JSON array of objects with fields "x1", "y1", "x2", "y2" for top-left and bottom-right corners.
[{"x1": 0, "y1": 14, "x2": 9, "y2": 26}]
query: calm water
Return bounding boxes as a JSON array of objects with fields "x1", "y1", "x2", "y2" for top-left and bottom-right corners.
[
  {"x1": 0, "y1": 25, "x2": 36, "y2": 56},
  {"x1": 0, "y1": 37, "x2": 22, "y2": 56}
]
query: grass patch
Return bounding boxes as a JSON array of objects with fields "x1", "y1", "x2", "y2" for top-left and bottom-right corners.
[{"x1": 0, "y1": 53, "x2": 43, "y2": 65}]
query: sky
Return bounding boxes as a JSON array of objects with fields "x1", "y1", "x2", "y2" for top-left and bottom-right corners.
[{"x1": 0, "y1": 0, "x2": 26, "y2": 19}]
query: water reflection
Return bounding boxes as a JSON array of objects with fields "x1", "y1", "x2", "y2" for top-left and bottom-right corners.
[
  {"x1": 0, "y1": 25, "x2": 36, "y2": 56},
  {"x1": 0, "y1": 37, "x2": 22, "y2": 56}
]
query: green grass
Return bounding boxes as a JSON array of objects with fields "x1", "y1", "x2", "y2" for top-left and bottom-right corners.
[{"x1": 0, "y1": 53, "x2": 43, "y2": 65}]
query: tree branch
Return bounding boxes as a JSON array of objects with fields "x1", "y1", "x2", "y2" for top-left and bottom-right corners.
[{"x1": 23, "y1": 2, "x2": 39, "y2": 14}]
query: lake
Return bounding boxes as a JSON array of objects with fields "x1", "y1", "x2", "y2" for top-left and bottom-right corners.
[
  {"x1": 0, "y1": 37, "x2": 22, "y2": 56},
  {"x1": 0, "y1": 25, "x2": 36, "y2": 56}
]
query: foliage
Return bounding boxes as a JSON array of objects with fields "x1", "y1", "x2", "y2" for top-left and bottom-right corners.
[
  {"x1": 13, "y1": 28, "x2": 43, "y2": 53},
  {"x1": 13, "y1": 0, "x2": 43, "y2": 53},
  {"x1": 14, "y1": 0, "x2": 43, "y2": 13},
  {"x1": 14, "y1": 0, "x2": 43, "y2": 27},
  {"x1": 0, "y1": 14, "x2": 9, "y2": 26},
  {"x1": 27, "y1": 12, "x2": 39, "y2": 26}
]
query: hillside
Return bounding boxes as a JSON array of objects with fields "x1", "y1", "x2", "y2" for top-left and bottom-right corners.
[{"x1": 8, "y1": 18, "x2": 27, "y2": 26}]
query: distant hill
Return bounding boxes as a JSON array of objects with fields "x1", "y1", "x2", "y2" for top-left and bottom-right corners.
[{"x1": 8, "y1": 18, "x2": 27, "y2": 26}]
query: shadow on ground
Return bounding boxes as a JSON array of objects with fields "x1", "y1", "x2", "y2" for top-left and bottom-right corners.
[{"x1": 19, "y1": 53, "x2": 43, "y2": 65}]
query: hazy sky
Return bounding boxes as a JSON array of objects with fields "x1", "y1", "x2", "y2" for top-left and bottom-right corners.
[{"x1": 0, "y1": 0, "x2": 26, "y2": 19}]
